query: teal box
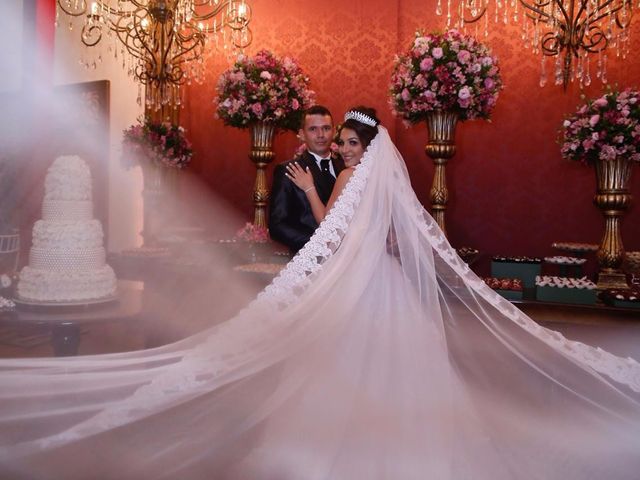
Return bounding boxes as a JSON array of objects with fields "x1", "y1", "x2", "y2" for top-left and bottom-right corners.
[
  {"x1": 536, "y1": 286, "x2": 597, "y2": 305},
  {"x1": 495, "y1": 289, "x2": 523, "y2": 301},
  {"x1": 491, "y1": 261, "x2": 541, "y2": 289}
]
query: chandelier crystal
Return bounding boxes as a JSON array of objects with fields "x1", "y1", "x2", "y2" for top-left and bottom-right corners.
[
  {"x1": 56, "y1": 0, "x2": 252, "y2": 109},
  {"x1": 437, "y1": 0, "x2": 635, "y2": 89}
]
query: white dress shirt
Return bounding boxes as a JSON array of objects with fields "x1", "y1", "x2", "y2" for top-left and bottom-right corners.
[{"x1": 309, "y1": 151, "x2": 336, "y2": 178}]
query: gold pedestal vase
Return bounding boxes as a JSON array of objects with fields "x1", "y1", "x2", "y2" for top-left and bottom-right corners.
[
  {"x1": 593, "y1": 157, "x2": 634, "y2": 290},
  {"x1": 424, "y1": 111, "x2": 458, "y2": 237},
  {"x1": 249, "y1": 122, "x2": 277, "y2": 228}
]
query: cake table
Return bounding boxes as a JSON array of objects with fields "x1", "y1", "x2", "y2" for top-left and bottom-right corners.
[{"x1": 1, "y1": 281, "x2": 142, "y2": 356}]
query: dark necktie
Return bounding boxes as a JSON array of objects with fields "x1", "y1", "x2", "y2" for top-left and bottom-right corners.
[{"x1": 320, "y1": 159, "x2": 332, "y2": 178}]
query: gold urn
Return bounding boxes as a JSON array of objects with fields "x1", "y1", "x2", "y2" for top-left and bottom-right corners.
[
  {"x1": 424, "y1": 110, "x2": 458, "y2": 237},
  {"x1": 593, "y1": 156, "x2": 634, "y2": 290},
  {"x1": 249, "y1": 122, "x2": 277, "y2": 228}
]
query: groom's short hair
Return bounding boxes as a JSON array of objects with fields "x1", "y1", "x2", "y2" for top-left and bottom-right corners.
[{"x1": 301, "y1": 105, "x2": 333, "y2": 127}]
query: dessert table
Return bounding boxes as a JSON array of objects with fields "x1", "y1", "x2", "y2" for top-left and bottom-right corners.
[{"x1": 0, "y1": 280, "x2": 143, "y2": 356}]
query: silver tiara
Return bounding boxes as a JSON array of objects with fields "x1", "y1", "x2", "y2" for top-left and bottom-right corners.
[{"x1": 344, "y1": 111, "x2": 377, "y2": 127}]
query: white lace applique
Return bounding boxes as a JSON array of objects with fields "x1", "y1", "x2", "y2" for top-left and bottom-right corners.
[
  {"x1": 413, "y1": 200, "x2": 640, "y2": 393},
  {"x1": 41, "y1": 135, "x2": 380, "y2": 443},
  {"x1": 256, "y1": 135, "x2": 376, "y2": 310}
]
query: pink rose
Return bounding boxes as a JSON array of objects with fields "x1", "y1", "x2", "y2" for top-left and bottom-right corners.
[
  {"x1": 432, "y1": 47, "x2": 443, "y2": 59},
  {"x1": 581, "y1": 139, "x2": 595, "y2": 150},
  {"x1": 420, "y1": 57, "x2": 434, "y2": 71},
  {"x1": 251, "y1": 103, "x2": 263, "y2": 116},
  {"x1": 457, "y1": 50, "x2": 471, "y2": 64},
  {"x1": 599, "y1": 144, "x2": 617, "y2": 161},
  {"x1": 589, "y1": 114, "x2": 600, "y2": 127},
  {"x1": 260, "y1": 71, "x2": 272, "y2": 80},
  {"x1": 413, "y1": 74, "x2": 427, "y2": 88},
  {"x1": 401, "y1": 88, "x2": 411, "y2": 101},
  {"x1": 594, "y1": 97, "x2": 608, "y2": 107},
  {"x1": 458, "y1": 86, "x2": 471, "y2": 100},
  {"x1": 484, "y1": 77, "x2": 495, "y2": 89},
  {"x1": 291, "y1": 98, "x2": 300, "y2": 110}
]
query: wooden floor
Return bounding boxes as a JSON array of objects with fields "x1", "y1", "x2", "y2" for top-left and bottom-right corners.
[{"x1": 1, "y1": 300, "x2": 639, "y2": 360}]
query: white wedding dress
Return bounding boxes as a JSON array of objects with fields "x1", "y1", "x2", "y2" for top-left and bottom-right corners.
[{"x1": 1, "y1": 127, "x2": 640, "y2": 479}]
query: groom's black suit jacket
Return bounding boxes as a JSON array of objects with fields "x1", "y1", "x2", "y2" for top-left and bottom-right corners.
[{"x1": 269, "y1": 151, "x2": 345, "y2": 252}]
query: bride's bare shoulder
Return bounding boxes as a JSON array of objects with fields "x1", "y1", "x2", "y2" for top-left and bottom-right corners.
[{"x1": 338, "y1": 167, "x2": 356, "y2": 180}]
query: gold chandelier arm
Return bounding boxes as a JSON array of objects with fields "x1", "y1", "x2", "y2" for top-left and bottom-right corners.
[
  {"x1": 192, "y1": 0, "x2": 247, "y2": 21},
  {"x1": 439, "y1": 0, "x2": 633, "y2": 89},
  {"x1": 80, "y1": 21, "x2": 104, "y2": 46},
  {"x1": 57, "y1": 0, "x2": 253, "y2": 107},
  {"x1": 56, "y1": 0, "x2": 89, "y2": 17},
  {"x1": 57, "y1": 0, "x2": 142, "y2": 17},
  {"x1": 589, "y1": 0, "x2": 630, "y2": 24},
  {"x1": 540, "y1": 30, "x2": 563, "y2": 54},
  {"x1": 173, "y1": 29, "x2": 206, "y2": 63},
  {"x1": 581, "y1": 26, "x2": 609, "y2": 52},
  {"x1": 112, "y1": 15, "x2": 147, "y2": 62},
  {"x1": 573, "y1": 0, "x2": 588, "y2": 24},
  {"x1": 519, "y1": 0, "x2": 555, "y2": 22}
]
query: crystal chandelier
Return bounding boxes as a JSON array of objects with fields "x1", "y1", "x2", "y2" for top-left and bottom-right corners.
[
  {"x1": 437, "y1": 0, "x2": 635, "y2": 89},
  {"x1": 56, "y1": 0, "x2": 252, "y2": 109}
]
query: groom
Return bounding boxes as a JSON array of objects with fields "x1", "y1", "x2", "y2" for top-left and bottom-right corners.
[{"x1": 269, "y1": 105, "x2": 345, "y2": 253}]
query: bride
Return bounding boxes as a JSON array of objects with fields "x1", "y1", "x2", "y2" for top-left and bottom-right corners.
[{"x1": 1, "y1": 107, "x2": 639, "y2": 479}]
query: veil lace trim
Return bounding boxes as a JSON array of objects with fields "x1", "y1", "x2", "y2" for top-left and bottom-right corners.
[
  {"x1": 255, "y1": 123, "x2": 640, "y2": 393},
  {"x1": 20, "y1": 133, "x2": 380, "y2": 452},
  {"x1": 256, "y1": 124, "x2": 640, "y2": 393},
  {"x1": 411, "y1": 200, "x2": 640, "y2": 393},
  {"x1": 255, "y1": 135, "x2": 376, "y2": 310}
]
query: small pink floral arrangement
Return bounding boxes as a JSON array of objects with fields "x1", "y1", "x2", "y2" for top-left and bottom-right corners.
[
  {"x1": 560, "y1": 88, "x2": 640, "y2": 164},
  {"x1": 122, "y1": 118, "x2": 192, "y2": 169},
  {"x1": 235, "y1": 222, "x2": 269, "y2": 243},
  {"x1": 389, "y1": 29, "x2": 502, "y2": 123},
  {"x1": 216, "y1": 49, "x2": 315, "y2": 131}
]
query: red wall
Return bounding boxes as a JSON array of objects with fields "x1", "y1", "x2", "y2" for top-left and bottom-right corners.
[{"x1": 182, "y1": 0, "x2": 640, "y2": 269}]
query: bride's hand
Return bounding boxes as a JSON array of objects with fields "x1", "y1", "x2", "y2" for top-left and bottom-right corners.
[{"x1": 285, "y1": 162, "x2": 314, "y2": 192}]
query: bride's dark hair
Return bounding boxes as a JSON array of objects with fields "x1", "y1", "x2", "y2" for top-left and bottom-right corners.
[{"x1": 340, "y1": 106, "x2": 380, "y2": 148}]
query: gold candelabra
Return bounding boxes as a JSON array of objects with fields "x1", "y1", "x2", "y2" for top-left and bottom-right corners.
[
  {"x1": 424, "y1": 111, "x2": 458, "y2": 237},
  {"x1": 438, "y1": 0, "x2": 634, "y2": 89},
  {"x1": 593, "y1": 157, "x2": 634, "y2": 290},
  {"x1": 56, "y1": 0, "x2": 252, "y2": 110},
  {"x1": 249, "y1": 122, "x2": 276, "y2": 228}
]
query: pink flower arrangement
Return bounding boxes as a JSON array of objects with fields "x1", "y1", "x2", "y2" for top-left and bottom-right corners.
[
  {"x1": 235, "y1": 222, "x2": 270, "y2": 243},
  {"x1": 560, "y1": 88, "x2": 640, "y2": 164},
  {"x1": 122, "y1": 118, "x2": 192, "y2": 169},
  {"x1": 216, "y1": 50, "x2": 315, "y2": 131},
  {"x1": 389, "y1": 30, "x2": 502, "y2": 123}
]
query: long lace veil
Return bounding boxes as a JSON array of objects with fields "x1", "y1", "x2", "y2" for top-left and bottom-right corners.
[{"x1": 1, "y1": 126, "x2": 639, "y2": 479}]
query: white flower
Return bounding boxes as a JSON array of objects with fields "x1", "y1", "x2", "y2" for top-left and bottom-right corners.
[{"x1": 0, "y1": 274, "x2": 11, "y2": 288}]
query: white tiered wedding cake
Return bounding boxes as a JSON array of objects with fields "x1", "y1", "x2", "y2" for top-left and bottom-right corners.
[{"x1": 17, "y1": 156, "x2": 117, "y2": 303}]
